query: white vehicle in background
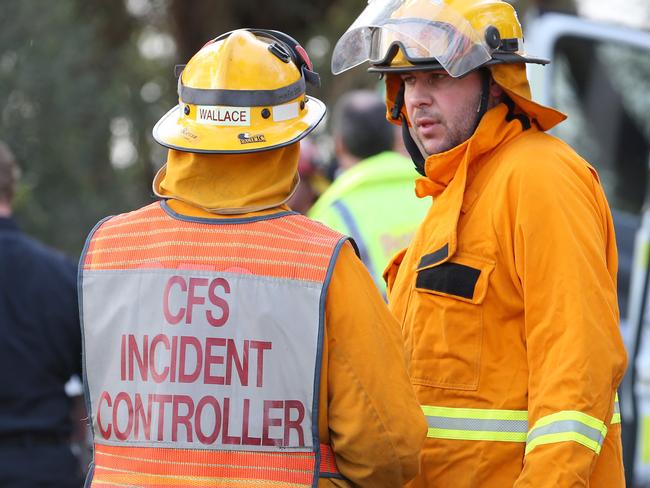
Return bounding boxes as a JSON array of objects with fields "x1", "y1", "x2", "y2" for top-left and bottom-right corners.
[{"x1": 525, "y1": 11, "x2": 650, "y2": 487}]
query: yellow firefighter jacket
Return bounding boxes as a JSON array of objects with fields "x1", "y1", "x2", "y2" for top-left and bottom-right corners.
[{"x1": 385, "y1": 103, "x2": 627, "y2": 487}]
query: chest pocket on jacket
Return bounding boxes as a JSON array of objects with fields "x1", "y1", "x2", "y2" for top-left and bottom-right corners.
[{"x1": 408, "y1": 252, "x2": 494, "y2": 391}]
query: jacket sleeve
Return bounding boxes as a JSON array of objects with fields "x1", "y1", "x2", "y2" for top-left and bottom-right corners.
[
  {"x1": 321, "y1": 242, "x2": 427, "y2": 487},
  {"x1": 509, "y1": 154, "x2": 627, "y2": 487}
]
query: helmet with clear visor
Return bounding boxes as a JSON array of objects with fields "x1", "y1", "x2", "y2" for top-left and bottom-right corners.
[
  {"x1": 331, "y1": 0, "x2": 548, "y2": 78},
  {"x1": 331, "y1": 0, "x2": 566, "y2": 176}
]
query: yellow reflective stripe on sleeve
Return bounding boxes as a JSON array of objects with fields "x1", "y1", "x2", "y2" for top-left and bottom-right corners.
[
  {"x1": 611, "y1": 393, "x2": 621, "y2": 424},
  {"x1": 525, "y1": 411, "x2": 607, "y2": 455},
  {"x1": 421, "y1": 405, "x2": 528, "y2": 443},
  {"x1": 526, "y1": 431, "x2": 603, "y2": 455},
  {"x1": 422, "y1": 405, "x2": 616, "y2": 447}
]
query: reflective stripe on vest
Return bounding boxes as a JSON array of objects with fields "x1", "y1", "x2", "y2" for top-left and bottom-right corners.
[
  {"x1": 612, "y1": 392, "x2": 621, "y2": 424},
  {"x1": 330, "y1": 200, "x2": 383, "y2": 292},
  {"x1": 423, "y1": 393, "x2": 621, "y2": 455},
  {"x1": 80, "y1": 202, "x2": 346, "y2": 487},
  {"x1": 90, "y1": 443, "x2": 340, "y2": 487},
  {"x1": 331, "y1": 200, "x2": 371, "y2": 271}
]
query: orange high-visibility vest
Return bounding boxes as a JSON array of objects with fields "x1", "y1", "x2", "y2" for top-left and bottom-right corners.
[{"x1": 80, "y1": 201, "x2": 346, "y2": 487}]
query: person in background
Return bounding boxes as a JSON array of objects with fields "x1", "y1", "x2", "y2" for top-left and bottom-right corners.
[
  {"x1": 332, "y1": 0, "x2": 627, "y2": 486},
  {"x1": 79, "y1": 29, "x2": 425, "y2": 487},
  {"x1": 286, "y1": 137, "x2": 330, "y2": 214},
  {"x1": 0, "y1": 140, "x2": 83, "y2": 487},
  {"x1": 309, "y1": 89, "x2": 429, "y2": 292}
]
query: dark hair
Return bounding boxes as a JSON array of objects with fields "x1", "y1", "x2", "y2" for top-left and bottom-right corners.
[
  {"x1": 0, "y1": 141, "x2": 19, "y2": 204},
  {"x1": 332, "y1": 90, "x2": 394, "y2": 160}
]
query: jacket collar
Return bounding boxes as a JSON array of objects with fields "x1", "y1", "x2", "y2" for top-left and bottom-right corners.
[
  {"x1": 415, "y1": 103, "x2": 525, "y2": 199},
  {"x1": 412, "y1": 103, "x2": 529, "y2": 265}
]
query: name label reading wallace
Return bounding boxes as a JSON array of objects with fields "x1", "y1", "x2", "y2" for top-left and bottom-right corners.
[{"x1": 197, "y1": 106, "x2": 251, "y2": 126}]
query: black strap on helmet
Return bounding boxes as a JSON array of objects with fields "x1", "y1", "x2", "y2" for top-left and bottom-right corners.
[
  {"x1": 256, "y1": 29, "x2": 320, "y2": 88},
  {"x1": 390, "y1": 82, "x2": 405, "y2": 121},
  {"x1": 206, "y1": 28, "x2": 320, "y2": 88},
  {"x1": 401, "y1": 116, "x2": 426, "y2": 176},
  {"x1": 473, "y1": 68, "x2": 491, "y2": 133},
  {"x1": 389, "y1": 82, "x2": 426, "y2": 176}
]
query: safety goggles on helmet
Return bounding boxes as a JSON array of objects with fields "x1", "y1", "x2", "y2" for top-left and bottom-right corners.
[
  {"x1": 153, "y1": 29, "x2": 326, "y2": 154},
  {"x1": 332, "y1": 0, "x2": 492, "y2": 77},
  {"x1": 332, "y1": 0, "x2": 547, "y2": 77}
]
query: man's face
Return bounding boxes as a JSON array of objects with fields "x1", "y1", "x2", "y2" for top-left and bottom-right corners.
[{"x1": 400, "y1": 69, "x2": 483, "y2": 155}]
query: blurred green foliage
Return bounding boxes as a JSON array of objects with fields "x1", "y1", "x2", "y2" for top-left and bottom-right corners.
[
  {"x1": 1, "y1": 1, "x2": 158, "y2": 255},
  {"x1": 0, "y1": 0, "x2": 378, "y2": 257}
]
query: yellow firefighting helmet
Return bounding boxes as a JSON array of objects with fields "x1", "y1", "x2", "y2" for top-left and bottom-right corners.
[
  {"x1": 153, "y1": 29, "x2": 326, "y2": 153},
  {"x1": 332, "y1": 0, "x2": 564, "y2": 131}
]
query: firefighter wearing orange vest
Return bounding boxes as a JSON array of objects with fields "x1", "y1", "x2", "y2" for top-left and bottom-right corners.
[
  {"x1": 79, "y1": 29, "x2": 426, "y2": 487},
  {"x1": 332, "y1": 1, "x2": 627, "y2": 486}
]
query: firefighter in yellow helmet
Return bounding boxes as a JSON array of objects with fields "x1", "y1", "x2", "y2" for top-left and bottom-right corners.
[
  {"x1": 80, "y1": 29, "x2": 426, "y2": 487},
  {"x1": 333, "y1": 1, "x2": 627, "y2": 486}
]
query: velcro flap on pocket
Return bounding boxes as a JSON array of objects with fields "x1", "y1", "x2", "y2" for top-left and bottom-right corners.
[{"x1": 416, "y1": 253, "x2": 495, "y2": 304}]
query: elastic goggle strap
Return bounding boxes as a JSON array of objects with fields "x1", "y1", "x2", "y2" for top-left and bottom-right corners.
[
  {"x1": 178, "y1": 77, "x2": 306, "y2": 107},
  {"x1": 175, "y1": 28, "x2": 319, "y2": 108}
]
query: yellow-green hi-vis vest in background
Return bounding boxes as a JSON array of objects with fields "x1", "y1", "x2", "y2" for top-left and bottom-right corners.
[{"x1": 309, "y1": 151, "x2": 430, "y2": 292}]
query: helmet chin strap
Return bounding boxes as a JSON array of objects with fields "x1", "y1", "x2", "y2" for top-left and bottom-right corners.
[
  {"x1": 391, "y1": 82, "x2": 427, "y2": 176},
  {"x1": 401, "y1": 118, "x2": 427, "y2": 176},
  {"x1": 393, "y1": 68, "x2": 492, "y2": 177},
  {"x1": 474, "y1": 68, "x2": 491, "y2": 132}
]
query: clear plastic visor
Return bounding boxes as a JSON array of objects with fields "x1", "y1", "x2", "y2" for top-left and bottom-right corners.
[{"x1": 331, "y1": 0, "x2": 492, "y2": 78}]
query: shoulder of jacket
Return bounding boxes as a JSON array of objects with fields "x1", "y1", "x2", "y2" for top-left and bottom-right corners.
[
  {"x1": 3, "y1": 230, "x2": 76, "y2": 274},
  {"x1": 271, "y1": 213, "x2": 349, "y2": 252},
  {"x1": 93, "y1": 201, "x2": 162, "y2": 231},
  {"x1": 494, "y1": 130, "x2": 594, "y2": 182}
]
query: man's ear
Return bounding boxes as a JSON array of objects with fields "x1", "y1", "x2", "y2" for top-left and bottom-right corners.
[{"x1": 489, "y1": 78, "x2": 504, "y2": 99}]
